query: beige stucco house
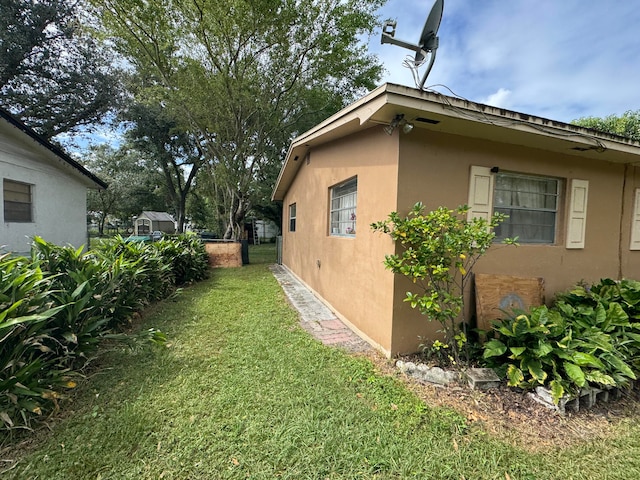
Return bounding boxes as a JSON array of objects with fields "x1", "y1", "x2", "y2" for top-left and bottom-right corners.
[{"x1": 272, "y1": 83, "x2": 640, "y2": 357}]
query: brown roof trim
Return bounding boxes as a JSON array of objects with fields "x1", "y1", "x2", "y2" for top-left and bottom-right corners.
[
  {"x1": 0, "y1": 107, "x2": 107, "y2": 189},
  {"x1": 272, "y1": 83, "x2": 640, "y2": 201}
]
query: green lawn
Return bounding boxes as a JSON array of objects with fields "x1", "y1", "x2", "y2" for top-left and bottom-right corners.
[{"x1": 3, "y1": 244, "x2": 640, "y2": 479}]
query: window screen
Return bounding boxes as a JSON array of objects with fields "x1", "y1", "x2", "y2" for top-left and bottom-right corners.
[
  {"x1": 330, "y1": 177, "x2": 357, "y2": 236},
  {"x1": 493, "y1": 172, "x2": 559, "y2": 244}
]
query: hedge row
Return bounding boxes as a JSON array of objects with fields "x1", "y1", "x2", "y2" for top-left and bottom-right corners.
[{"x1": 0, "y1": 235, "x2": 209, "y2": 432}]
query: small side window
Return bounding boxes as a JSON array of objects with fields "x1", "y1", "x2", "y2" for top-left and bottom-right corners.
[
  {"x1": 289, "y1": 203, "x2": 296, "y2": 232},
  {"x1": 3, "y1": 179, "x2": 33, "y2": 223},
  {"x1": 329, "y1": 177, "x2": 357, "y2": 236}
]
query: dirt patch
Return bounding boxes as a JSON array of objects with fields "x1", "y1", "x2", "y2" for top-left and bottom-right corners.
[{"x1": 363, "y1": 351, "x2": 640, "y2": 452}]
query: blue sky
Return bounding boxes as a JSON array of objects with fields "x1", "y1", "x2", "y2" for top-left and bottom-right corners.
[
  {"x1": 63, "y1": 0, "x2": 639, "y2": 151},
  {"x1": 369, "y1": 0, "x2": 640, "y2": 123}
]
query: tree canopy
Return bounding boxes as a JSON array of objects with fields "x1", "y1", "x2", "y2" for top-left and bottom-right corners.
[
  {"x1": 572, "y1": 110, "x2": 640, "y2": 142},
  {"x1": 124, "y1": 102, "x2": 205, "y2": 233},
  {"x1": 85, "y1": 144, "x2": 165, "y2": 234},
  {"x1": 0, "y1": 0, "x2": 122, "y2": 139},
  {"x1": 90, "y1": 0, "x2": 385, "y2": 238}
]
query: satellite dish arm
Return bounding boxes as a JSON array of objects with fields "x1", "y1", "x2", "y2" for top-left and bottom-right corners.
[
  {"x1": 418, "y1": 45, "x2": 438, "y2": 90},
  {"x1": 381, "y1": 0, "x2": 444, "y2": 89},
  {"x1": 381, "y1": 21, "x2": 424, "y2": 57}
]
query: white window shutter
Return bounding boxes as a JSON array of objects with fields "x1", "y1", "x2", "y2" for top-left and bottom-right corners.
[
  {"x1": 467, "y1": 166, "x2": 494, "y2": 222},
  {"x1": 566, "y1": 179, "x2": 589, "y2": 249},
  {"x1": 630, "y1": 188, "x2": 640, "y2": 250}
]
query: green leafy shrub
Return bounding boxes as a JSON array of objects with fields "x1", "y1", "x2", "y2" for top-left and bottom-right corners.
[
  {"x1": 555, "y1": 279, "x2": 640, "y2": 372},
  {"x1": 1, "y1": 234, "x2": 208, "y2": 432},
  {"x1": 153, "y1": 234, "x2": 209, "y2": 285},
  {"x1": 483, "y1": 279, "x2": 640, "y2": 403},
  {"x1": 0, "y1": 254, "x2": 71, "y2": 430},
  {"x1": 372, "y1": 202, "x2": 514, "y2": 365},
  {"x1": 96, "y1": 236, "x2": 175, "y2": 306}
]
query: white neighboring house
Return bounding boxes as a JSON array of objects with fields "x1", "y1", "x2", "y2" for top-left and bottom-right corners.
[
  {"x1": 0, "y1": 108, "x2": 107, "y2": 255},
  {"x1": 254, "y1": 219, "x2": 279, "y2": 241}
]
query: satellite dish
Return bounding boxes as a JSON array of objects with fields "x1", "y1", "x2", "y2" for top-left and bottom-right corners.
[{"x1": 381, "y1": 0, "x2": 444, "y2": 89}]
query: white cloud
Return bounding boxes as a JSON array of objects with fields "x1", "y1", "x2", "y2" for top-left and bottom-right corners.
[{"x1": 481, "y1": 88, "x2": 512, "y2": 109}]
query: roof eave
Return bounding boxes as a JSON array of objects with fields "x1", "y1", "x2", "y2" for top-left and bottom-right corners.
[
  {"x1": 0, "y1": 108, "x2": 108, "y2": 190},
  {"x1": 272, "y1": 83, "x2": 640, "y2": 201}
]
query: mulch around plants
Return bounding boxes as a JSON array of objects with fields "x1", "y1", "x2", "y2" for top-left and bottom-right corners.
[{"x1": 362, "y1": 351, "x2": 640, "y2": 452}]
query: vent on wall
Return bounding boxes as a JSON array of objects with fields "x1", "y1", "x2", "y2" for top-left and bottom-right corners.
[{"x1": 415, "y1": 117, "x2": 440, "y2": 125}]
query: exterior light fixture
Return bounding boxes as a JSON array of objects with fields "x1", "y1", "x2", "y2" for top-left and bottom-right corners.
[
  {"x1": 384, "y1": 114, "x2": 404, "y2": 135},
  {"x1": 384, "y1": 114, "x2": 414, "y2": 135},
  {"x1": 402, "y1": 122, "x2": 414, "y2": 134}
]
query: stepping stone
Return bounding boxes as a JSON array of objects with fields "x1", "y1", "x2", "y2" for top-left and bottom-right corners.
[{"x1": 465, "y1": 368, "x2": 501, "y2": 390}]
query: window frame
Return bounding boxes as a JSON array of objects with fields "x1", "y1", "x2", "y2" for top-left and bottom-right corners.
[
  {"x1": 492, "y1": 171, "x2": 560, "y2": 244},
  {"x1": 329, "y1": 176, "x2": 357, "y2": 237},
  {"x1": 137, "y1": 219, "x2": 151, "y2": 234},
  {"x1": 289, "y1": 203, "x2": 297, "y2": 232},
  {"x1": 3, "y1": 179, "x2": 33, "y2": 223}
]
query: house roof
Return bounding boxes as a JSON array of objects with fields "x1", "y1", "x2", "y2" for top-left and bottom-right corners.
[
  {"x1": 272, "y1": 83, "x2": 640, "y2": 201},
  {"x1": 139, "y1": 211, "x2": 175, "y2": 222},
  {"x1": 0, "y1": 108, "x2": 107, "y2": 189}
]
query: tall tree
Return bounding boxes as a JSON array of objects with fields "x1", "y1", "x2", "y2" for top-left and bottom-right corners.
[
  {"x1": 124, "y1": 102, "x2": 205, "y2": 233},
  {"x1": 572, "y1": 110, "x2": 640, "y2": 142},
  {"x1": 90, "y1": 0, "x2": 385, "y2": 239},
  {"x1": 0, "y1": 0, "x2": 122, "y2": 139}
]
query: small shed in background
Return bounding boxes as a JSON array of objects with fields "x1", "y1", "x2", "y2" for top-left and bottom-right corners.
[{"x1": 134, "y1": 211, "x2": 176, "y2": 235}]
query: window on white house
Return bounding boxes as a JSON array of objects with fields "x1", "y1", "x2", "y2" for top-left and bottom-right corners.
[
  {"x1": 330, "y1": 177, "x2": 357, "y2": 236},
  {"x1": 3, "y1": 179, "x2": 33, "y2": 223},
  {"x1": 493, "y1": 172, "x2": 559, "y2": 244},
  {"x1": 289, "y1": 203, "x2": 296, "y2": 232}
]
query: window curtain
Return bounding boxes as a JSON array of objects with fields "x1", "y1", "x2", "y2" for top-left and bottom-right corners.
[
  {"x1": 331, "y1": 179, "x2": 357, "y2": 235},
  {"x1": 494, "y1": 175, "x2": 557, "y2": 243}
]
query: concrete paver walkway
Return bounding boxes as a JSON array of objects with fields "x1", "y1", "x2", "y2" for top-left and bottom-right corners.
[{"x1": 270, "y1": 264, "x2": 372, "y2": 353}]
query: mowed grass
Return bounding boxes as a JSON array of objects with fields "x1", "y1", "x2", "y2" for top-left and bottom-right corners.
[{"x1": 3, "y1": 244, "x2": 640, "y2": 479}]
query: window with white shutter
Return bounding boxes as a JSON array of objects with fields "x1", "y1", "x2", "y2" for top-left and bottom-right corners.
[
  {"x1": 468, "y1": 166, "x2": 580, "y2": 246},
  {"x1": 467, "y1": 166, "x2": 494, "y2": 223}
]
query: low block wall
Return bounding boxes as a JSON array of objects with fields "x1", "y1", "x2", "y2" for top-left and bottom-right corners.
[{"x1": 204, "y1": 241, "x2": 242, "y2": 268}]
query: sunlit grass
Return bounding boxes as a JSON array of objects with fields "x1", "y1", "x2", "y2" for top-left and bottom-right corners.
[{"x1": 3, "y1": 244, "x2": 640, "y2": 479}]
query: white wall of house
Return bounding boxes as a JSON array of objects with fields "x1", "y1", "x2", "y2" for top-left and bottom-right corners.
[{"x1": 1, "y1": 123, "x2": 90, "y2": 255}]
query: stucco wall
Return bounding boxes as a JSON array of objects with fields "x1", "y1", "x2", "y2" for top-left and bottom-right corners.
[
  {"x1": 390, "y1": 130, "x2": 638, "y2": 354},
  {"x1": 280, "y1": 122, "x2": 640, "y2": 356},
  {"x1": 281, "y1": 127, "x2": 400, "y2": 354},
  {"x1": 1, "y1": 126, "x2": 88, "y2": 255}
]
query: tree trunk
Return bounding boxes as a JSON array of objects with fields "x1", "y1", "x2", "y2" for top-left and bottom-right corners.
[
  {"x1": 223, "y1": 190, "x2": 250, "y2": 240},
  {"x1": 98, "y1": 214, "x2": 106, "y2": 236}
]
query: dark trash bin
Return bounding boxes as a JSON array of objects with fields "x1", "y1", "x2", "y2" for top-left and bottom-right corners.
[{"x1": 241, "y1": 239, "x2": 249, "y2": 265}]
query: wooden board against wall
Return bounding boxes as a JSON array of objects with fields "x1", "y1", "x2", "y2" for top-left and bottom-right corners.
[
  {"x1": 475, "y1": 273, "x2": 545, "y2": 331},
  {"x1": 204, "y1": 242, "x2": 242, "y2": 268}
]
